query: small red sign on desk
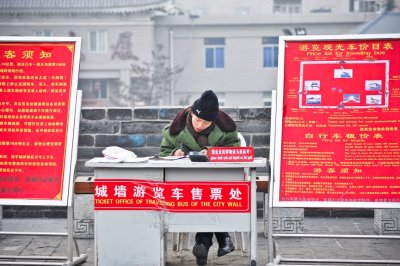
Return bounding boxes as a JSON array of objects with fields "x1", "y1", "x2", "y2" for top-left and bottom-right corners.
[{"x1": 208, "y1": 147, "x2": 254, "y2": 162}]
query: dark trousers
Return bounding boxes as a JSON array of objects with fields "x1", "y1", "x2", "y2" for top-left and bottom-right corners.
[{"x1": 195, "y1": 232, "x2": 230, "y2": 248}]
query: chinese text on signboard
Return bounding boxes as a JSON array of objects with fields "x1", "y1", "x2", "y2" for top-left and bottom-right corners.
[
  {"x1": 94, "y1": 179, "x2": 250, "y2": 212},
  {"x1": 0, "y1": 42, "x2": 76, "y2": 201}
]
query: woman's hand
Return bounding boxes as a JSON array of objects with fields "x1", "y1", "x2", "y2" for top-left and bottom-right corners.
[
  {"x1": 200, "y1": 148, "x2": 208, "y2": 156},
  {"x1": 173, "y1": 149, "x2": 186, "y2": 156}
]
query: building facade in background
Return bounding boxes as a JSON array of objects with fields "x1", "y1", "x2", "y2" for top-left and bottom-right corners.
[{"x1": 0, "y1": 0, "x2": 398, "y2": 107}]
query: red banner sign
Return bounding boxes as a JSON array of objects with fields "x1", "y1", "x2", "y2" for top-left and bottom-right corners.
[
  {"x1": 0, "y1": 41, "x2": 77, "y2": 202},
  {"x1": 276, "y1": 36, "x2": 400, "y2": 206},
  {"x1": 94, "y1": 179, "x2": 250, "y2": 212},
  {"x1": 208, "y1": 147, "x2": 254, "y2": 162}
]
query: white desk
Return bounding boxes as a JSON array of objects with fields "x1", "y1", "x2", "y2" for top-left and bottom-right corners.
[{"x1": 86, "y1": 158, "x2": 266, "y2": 266}]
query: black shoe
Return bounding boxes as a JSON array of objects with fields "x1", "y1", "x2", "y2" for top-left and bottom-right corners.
[
  {"x1": 217, "y1": 237, "x2": 235, "y2": 257},
  {"x1": 192, "y1": 243, "x2": 209, "y2": 265}
]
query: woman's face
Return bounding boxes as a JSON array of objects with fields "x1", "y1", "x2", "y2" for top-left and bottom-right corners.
[{"x1": 191, "y1": 113, "x2": 213, "y2": 132}]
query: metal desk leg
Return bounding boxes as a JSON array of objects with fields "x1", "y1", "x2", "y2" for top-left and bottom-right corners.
[{"x1": 250, "y1": 167, "x2": 257, "y2": 265}]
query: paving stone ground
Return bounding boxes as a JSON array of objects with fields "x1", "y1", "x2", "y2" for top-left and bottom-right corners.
[{"x1": 1, "y1": 217, "x2": 399, "y2": 265}]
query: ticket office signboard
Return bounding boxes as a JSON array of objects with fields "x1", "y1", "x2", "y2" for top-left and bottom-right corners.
[
  {"x1": 0, "y1": 37, "x2": 81, "y2": 206},
  {"x1": 94, "y1": 179, "x2": 250, "y2": 212},
  {"x1": 273, "y1": 34, "x2": 400, "y2": 208}
]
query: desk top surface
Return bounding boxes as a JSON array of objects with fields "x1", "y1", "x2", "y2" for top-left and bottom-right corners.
[{"x1": 86, "y1": 157, "x2": 267, "y2": 169}]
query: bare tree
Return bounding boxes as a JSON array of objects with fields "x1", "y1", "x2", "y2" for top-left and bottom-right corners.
[
  {"x1": 384, "y1": 0, "x2": 397, "y2": 11},
  {"x1": 111, "y1": 44, "x2": 183, "y2": 106}
]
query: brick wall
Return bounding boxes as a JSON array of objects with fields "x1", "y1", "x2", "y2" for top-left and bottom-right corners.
[
  {"x1": 3, "y1": 106, "x2": 271, "y2": 218},
  {"x1": 76, "y1": 106, "x2": 271, "y2": 176}
]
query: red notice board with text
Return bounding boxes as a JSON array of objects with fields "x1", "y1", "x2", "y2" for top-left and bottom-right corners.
[
  {"x1": 272, "y1": 34, "x2": 400, "y2": 208},
  {"x1": 0, "y1": 37, "x2": 81, "y2": 206}
]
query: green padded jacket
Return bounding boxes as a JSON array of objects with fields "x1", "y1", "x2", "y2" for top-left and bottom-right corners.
[{"x1": 159, "y1": 108, "x2": 240, "y2": 157}]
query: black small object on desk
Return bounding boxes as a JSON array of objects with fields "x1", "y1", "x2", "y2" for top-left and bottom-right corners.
[{"x1": 188, "y1": 151, "x2": 208, "y2": 162}]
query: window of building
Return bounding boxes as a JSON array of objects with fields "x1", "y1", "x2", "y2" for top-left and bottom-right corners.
[
  {"x1": 263, "y1": 91, "x2": 273, "y2": 107},
  {"x1": 92, "y1": 80, "x2": 108, "y2": 99},
  {"x1": 89, "y1": 30, "x2": 107, "y2": 53},
  {"x1": 218, "y1": 92, "x2": 226, "y2": 106},
  {"x1": 33, "y1": 30, "x2": 52, "y2": 36},
  {"x1": 262, "y1": 37, "x2": 279, "y2": 68},
  {"x1": 192, "y1": 8, "x2": 209, "y2": 16},
  {"x1": 204, "y1": 38, "x2": 225, "y2": 69},
  {"x1": 235, "y1": 7, "x2": 251, "y2": 16},
  {"x1": 273, "y1": 0, "x2": 301, "y2": 14},
  {"x1": 350, "y1": 0, "x2": 379, "y2": 12},
  {"x1": 130, "y1": 77, "x2": 149, "y2": 106},
  {"x1": 80, "y1": 79, "x2": 108, "y2": 99}
]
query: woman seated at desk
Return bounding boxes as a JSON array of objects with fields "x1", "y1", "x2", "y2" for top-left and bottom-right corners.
[{"x1": 159, "y1": 90, "x2": 240, "y2": 265}]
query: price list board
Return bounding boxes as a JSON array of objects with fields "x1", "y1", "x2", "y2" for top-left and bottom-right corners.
[
  {"x1": 0, "y1": 37, "x2": 81, "y2": 206},
  {"x1": 273, "y1": 34, "x2": 400, "y2": 208}
]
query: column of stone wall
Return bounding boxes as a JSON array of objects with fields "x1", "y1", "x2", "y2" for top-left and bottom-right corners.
[
  {"x1": 74, "y1": 193, "x2": 94, "y2": 239},
  {"x1": 264, "y1": 207, "x2": 304, "y2": 235},
  {"x1": 248, "y1": 106, "x2": 304, "y2": 235},
  {"x1": 374, "y1": 209, "x2": 400, "y2": 235}
]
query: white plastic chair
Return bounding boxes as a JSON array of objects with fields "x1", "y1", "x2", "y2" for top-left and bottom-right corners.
[
  {"x1": 234, "y1": 132, "x2": 250, "y2": 254},
  {"x1": 237, "y1": 132, "x2": 249, "y2": 179}
]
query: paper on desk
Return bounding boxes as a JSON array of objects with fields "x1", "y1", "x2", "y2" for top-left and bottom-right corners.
[
  {"x1": 124, "y1": 157, "x2": 152, "y2": 163},
  {"x1": 157, "y1": 156, "x2": 186, "y2": 160},
  {"x1": 90, "y1": 156, "x2": 151, "y2": 163},
  {"x1": 90, "y1": 157, "x2": 124, "y2": 163},
  {"x1": 149, "y1": 156, "x2": 190, "y2": 164}
]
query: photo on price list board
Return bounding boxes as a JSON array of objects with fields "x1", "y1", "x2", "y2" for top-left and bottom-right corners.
[{"x1": 299, "y1": 60, "x2": 389, "y2": 109}]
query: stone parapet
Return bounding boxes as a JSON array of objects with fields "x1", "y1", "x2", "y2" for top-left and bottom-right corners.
[{"x1": 3, "y1": 107, "x2": 271, "y2": 223}]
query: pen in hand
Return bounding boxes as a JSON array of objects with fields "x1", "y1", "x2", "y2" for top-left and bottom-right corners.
[
  {"x1": 180, "y1": 143, "x2": 191, "y2": 155},
  {"x1": 173, "y1": 143, "x2": 186, "y2": 156}
]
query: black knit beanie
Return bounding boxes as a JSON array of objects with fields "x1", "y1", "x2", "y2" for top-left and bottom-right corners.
[{"x1": 191, "y1": 90, "x2": 219, "y2": 121}]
